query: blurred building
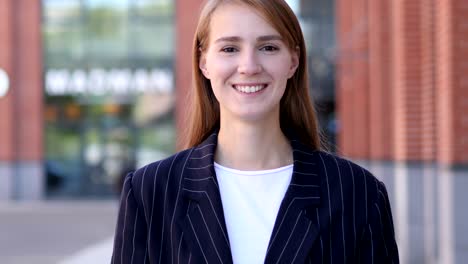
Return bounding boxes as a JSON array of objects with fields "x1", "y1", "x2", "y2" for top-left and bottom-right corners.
[{"x1": 1, "y1": 0, "x2": 177, "y2": 199}]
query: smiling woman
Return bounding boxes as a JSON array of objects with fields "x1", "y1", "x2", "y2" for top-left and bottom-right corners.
[
  {"x1": 111, "y1": 0, "x2": 399, "y2": 263},
  {"x1": 199, "y1": 2, "x2": 299, "y2": 125}
]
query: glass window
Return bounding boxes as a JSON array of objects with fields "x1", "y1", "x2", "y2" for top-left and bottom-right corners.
[
  {"x1": 296, "y1": 0, "x2": 337, "y2": 149},
  {"x1": 43, "y1": 0, "x2": 81, "y2": 25},
  {"x1": 42, "y1": 0, "x2": 176, "y2": 198},
  {"x1": 130, "y1": 22, "x2": 174, "y2": 59},
  {"x1": 133, "y1": 0, "x2": 173, "y2": 17}
]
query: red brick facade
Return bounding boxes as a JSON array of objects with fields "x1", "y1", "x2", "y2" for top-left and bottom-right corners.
[
  {"x1": 336, "y1": 0, "x2": 468, "y2": 166},
  {"x1": 436, "y1": 0, "x2": 468, "y2": 164},
  {"x1": 0, "y1": 0, "x2": 43, "y2": 161},
  {"x1": 420, "y1": 0, "x2": 436, "y2": 162},
  {"x1": 393, "y1": 0, "x2": 425, "y2": 161},
  {"x1": 368, "y1": 0, "x2": 394, "y2": 160},
  {"x1": 175, "y1": 0, "x2": 205, "y2": 149},
  {"x1": 0, "y1": 0, "x2": 15, "y2": 160},
  {"x1": 335, "y1": 0, "x2": 351, "y2": 156},
  {"x1": 349, "y1": 0, "x2": 370, "y2": 159}
]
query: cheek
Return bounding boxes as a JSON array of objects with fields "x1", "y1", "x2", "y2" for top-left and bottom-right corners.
[
  {"x1": 265, "y1": 54, "x2": 295, "y2": 78},
  {"x1": 266, "y1": 64, "x2": 292, "y2": 80},
  {"x1": 207, "y1": 56, "x2": 236, "y2": 79}
]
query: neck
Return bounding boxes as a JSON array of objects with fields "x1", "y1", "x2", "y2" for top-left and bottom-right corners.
[{"x1": 215, "y1": 115, "x2": 293, "y2": 171}]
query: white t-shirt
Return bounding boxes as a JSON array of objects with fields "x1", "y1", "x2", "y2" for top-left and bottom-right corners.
[{"x1": 214, "y1": 162, "x2": 293, "y2": 264}]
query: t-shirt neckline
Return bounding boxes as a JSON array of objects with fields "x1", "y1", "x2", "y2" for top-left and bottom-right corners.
[{"x1": 214, "y1": 161, "x2": 293, "y2": 176}]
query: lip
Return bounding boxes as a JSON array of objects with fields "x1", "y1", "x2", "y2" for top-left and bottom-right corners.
[{"x1": 232, "y1": 83, "x2": 268, "y2": 86}]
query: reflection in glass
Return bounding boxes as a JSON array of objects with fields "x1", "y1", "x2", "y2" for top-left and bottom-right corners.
[{"x1": 42, "y1": 0, "x2": 176, "y2": 197}]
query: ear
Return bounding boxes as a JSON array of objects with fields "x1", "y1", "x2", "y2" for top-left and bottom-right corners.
[
  {"x1": 199, "y1": 51, "x2": 210, "y2": 79},
  {"x1": 287, "y1": 46, "x2": 300, "y2": 78}
]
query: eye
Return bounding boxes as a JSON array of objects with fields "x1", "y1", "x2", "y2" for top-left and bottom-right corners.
[
  {"x1": 260, "y1": 45, "x2": 279, "y2": 52},
  {"x1": 221, "y1": 47, "x2": 238, "y2": 53}
]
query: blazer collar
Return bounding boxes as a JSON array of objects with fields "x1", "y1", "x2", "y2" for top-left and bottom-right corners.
[{"x1": 182, "y1": 130, "x2": 322, "y2": 264}]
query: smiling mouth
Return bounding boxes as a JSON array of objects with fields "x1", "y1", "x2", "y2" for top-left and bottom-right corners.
[{"x1": 232, "y1": 84, "x2": 267, "y2": 94}]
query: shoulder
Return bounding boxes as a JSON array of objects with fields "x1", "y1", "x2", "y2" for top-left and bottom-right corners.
[
  {"x1": 125, "y1": 148, "x2": 195, "y2": 199},
  {"x1": 314, "y1": 151, "x2": 388, "y2": 203},
  {"x1": 315, "y1": 151, "x2": 372, "y2": 177}
]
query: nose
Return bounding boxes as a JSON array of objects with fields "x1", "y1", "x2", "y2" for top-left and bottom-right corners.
[{"x1": 237, "y1": 50, "x2": 262, "y2": 75}]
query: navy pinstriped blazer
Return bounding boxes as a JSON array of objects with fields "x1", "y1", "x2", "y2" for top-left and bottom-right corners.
[{"x1": 111, "y1": 130, "x2": 399, "y2": 263}]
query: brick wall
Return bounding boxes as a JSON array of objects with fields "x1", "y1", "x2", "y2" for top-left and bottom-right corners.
[
  {"x1": 368, "y1": 0, "x2": 393, "y2": 160},
  {"x1": 0, "y1": 0, "x2": 43, "y2": 200},
  {"x1": 0, "y1": 0, "x2": 15, "y2": 161},
  {"x1": 436, "y1": 0, "x2": 468, "y2": 165},
  {"x1": 175, "y1": 0, "x2": 206, "y2": 148},
  {"x1": 421, "y1": 0, "x2": 436, "y2": 162},
  {"x1": 14, "y1": 0, "x2": 43, "y2": 161},
  {"x1": 455, "y1": 0, "x2": 468, "y2": 163},
  {"x1": 336, "y1": 0, "x2": 353, "y2": 156},
  {"x1": 336, "y1": 0, "x2": 468, "y2": 166},
  {"x1": 392, "y1": 0, "x2": 425, "y2": 161},
  {"x1": 350, "y1": 0, "x2": 370, "y2": 159},
  {"x1": 0, "y1": 0, "x2": 43, "y2": 161}
]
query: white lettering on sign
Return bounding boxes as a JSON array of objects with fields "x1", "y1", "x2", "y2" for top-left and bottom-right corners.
[
  {"x1": 0, "y1": 68, "x2": 10, "y2": 98},
  {"x1": 45, "y1": 68, "x2": 173, "y2": 96}
]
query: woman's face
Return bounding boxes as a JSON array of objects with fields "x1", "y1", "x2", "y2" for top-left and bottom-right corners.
[{"x1": 200, "y1": 3, "x2": 298, "y2": 123}]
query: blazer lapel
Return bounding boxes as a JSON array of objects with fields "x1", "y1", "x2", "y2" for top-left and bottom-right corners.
[
  {"x1": 264, "y1": 138, "x2": 322, "y2": 264},
  {"x1": 181, "y1": 132, "x2": 233, "y2": 264}
]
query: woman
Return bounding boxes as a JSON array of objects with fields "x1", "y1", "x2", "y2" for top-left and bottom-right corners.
[{"x1": 112, "y1": 0, "x2": 399, "y2": 263}]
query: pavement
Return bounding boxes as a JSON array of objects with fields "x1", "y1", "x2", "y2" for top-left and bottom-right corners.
[
  {"x1": 59, "y1": 237, "x2": 114, "y2": 264},
  {"x1": 0, "y1": 200, "x2": 118, "y2": 264}
]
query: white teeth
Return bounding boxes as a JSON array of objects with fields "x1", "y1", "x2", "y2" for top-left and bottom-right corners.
[{"x1": 234, "y1": 85, "x2": 266, "y2": 94}]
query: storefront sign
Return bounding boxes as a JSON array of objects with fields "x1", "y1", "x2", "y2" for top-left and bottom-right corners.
[
  {"x1": 0, "y1": 68, "x2": 10, "y2": 98},
  {"x1": 45, "y1": 68, "x2": 173, "y2": 96}
]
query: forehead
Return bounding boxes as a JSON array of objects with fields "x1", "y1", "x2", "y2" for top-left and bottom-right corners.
[{"x1": 208, "y1": 3, "x2": 281, "y2": 42}]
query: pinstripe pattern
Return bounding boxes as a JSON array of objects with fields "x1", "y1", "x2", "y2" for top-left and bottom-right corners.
[{"x1": 111, "y1": 130, "x2": 399, "y2": 263}]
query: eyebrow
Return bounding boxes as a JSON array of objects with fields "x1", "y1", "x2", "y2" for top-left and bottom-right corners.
[{"x1": 214, "y1": 35, "x2": 283, "y2": 43}]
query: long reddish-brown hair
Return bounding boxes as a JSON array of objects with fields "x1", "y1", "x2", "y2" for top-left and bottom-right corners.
[{"x1": 181, "y1": 0, "x2": 323, "y2": 150}]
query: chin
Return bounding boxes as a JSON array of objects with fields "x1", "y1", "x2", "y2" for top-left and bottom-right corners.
[
  {"x1": 234, "y1": 110, "x2": 277, "y2": 123},
  {"x1": 221, "y1": 104, "x2": 280, "y2": 124}
]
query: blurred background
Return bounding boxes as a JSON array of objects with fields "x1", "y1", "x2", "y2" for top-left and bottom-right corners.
[{"x1": 0, "y1": 0, "x2": 466, "y2": 263}]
